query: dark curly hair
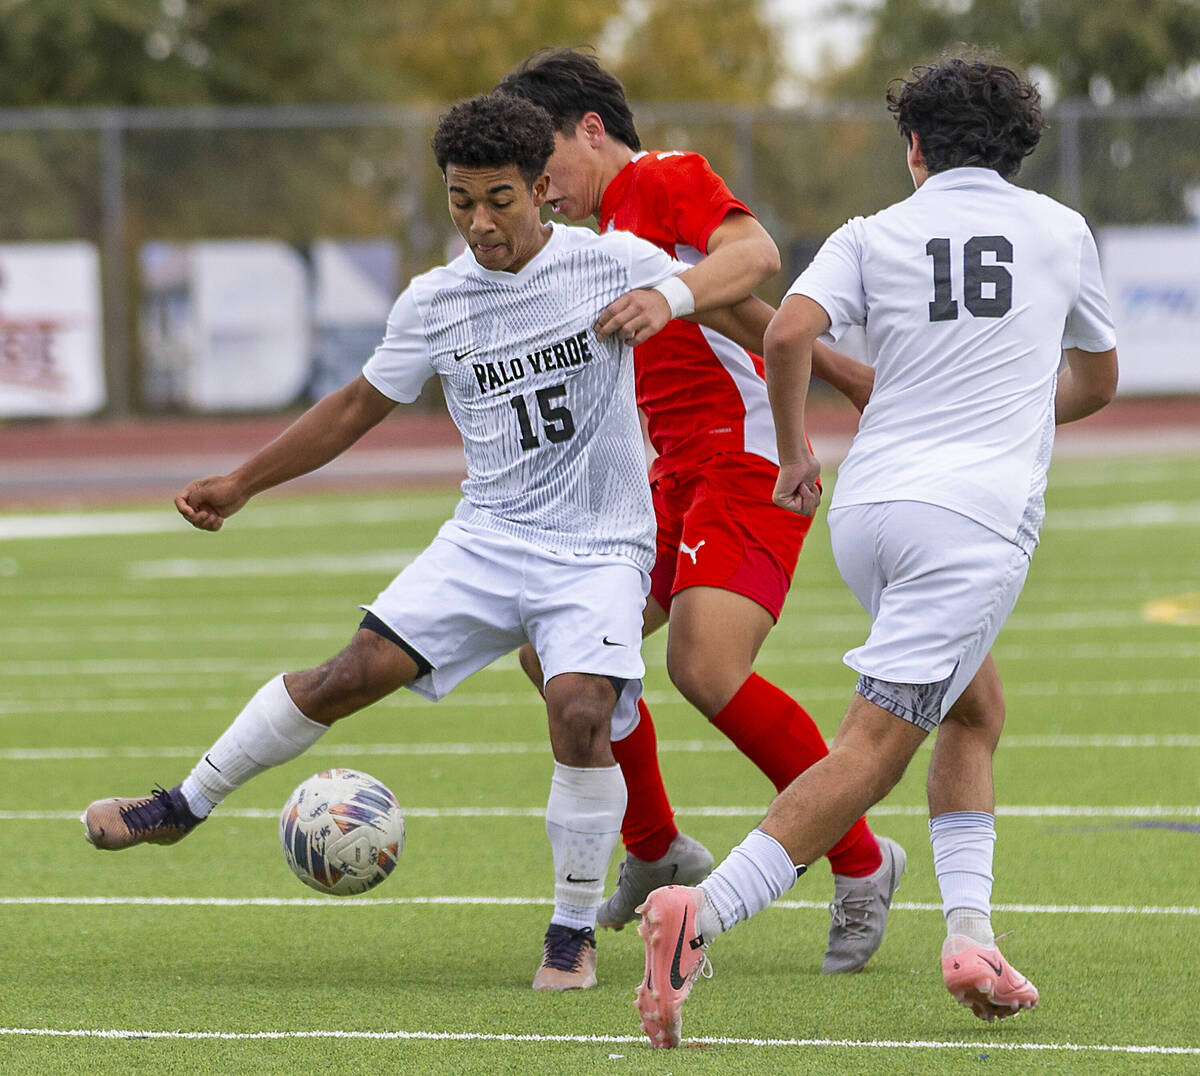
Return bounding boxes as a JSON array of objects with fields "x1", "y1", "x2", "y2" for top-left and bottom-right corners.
[
  {"x1": 886, "y1": 58, "x2": 1043, "y2": 180},
  {"x1": 431, "y1": 92, "x2": 556, "y2": 188},
  {"x1": 496, "y1": 47, "x2": 642, "y2": 152}
]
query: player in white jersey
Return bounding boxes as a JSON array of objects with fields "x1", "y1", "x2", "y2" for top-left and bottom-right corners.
[
  {"x1": 634, "y1": 58, "x2": 1119, "y2": 1046},
  {"x1": 79, "y1": 92, "x2": 757, "y2": 993}
]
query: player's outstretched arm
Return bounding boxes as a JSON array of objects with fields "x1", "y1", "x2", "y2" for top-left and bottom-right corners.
[
  {"x1": 764, "y1": 294, "x2": 825, "y2": 517},
  {"x1": 175, "y1": 374, "x2": 398, "y2": 532},
  {"x1": 1055, "y1": 346, "x2": 1118, "y2": 425}
]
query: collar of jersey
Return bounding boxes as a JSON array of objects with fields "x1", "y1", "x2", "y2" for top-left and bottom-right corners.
[
  {"x1": 917, "y1": 166, "x2": 1013, "y2": 195},
  {"x1": 468, "y1": 220, "x2": 566, "y2": 285},
  {"x1": 599, "y1": 153, "x2": 647, "y2": 230}
]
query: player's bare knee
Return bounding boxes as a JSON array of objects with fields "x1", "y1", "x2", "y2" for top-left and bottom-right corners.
[
  {"x1": 666, "y1": 648, "x2": 742, "y2": 717},
  {"x1": 944, "y1": 665, "x2": 1006, "y2": 741},
  {"x1": 545, "y1": 675, "x2": 617, "y2": 765}
]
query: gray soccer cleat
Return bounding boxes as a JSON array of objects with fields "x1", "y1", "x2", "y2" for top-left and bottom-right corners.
[
  {"x1": 822, "y1": 835, "x2": 907, "y2": 973},
  {"x1": 597, "y1": 832, "x2": 714, "y2": 930}
]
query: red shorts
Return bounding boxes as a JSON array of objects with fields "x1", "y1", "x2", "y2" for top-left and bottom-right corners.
[{"x1": 649, "y1": 453, "x2": 813, "y2": 621}]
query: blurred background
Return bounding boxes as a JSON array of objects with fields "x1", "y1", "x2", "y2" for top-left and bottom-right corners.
[{"x1": 1, "y1": 0, "x2": 1198, "y2": 420}]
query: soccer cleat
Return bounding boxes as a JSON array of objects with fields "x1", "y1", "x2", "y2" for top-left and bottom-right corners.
[
  {"x1": 634, "y1": 885, "x2": 713, "y2": 1049},
  {"x1": 532, "y1": 924, "x2": 598, "y2": 991},
  {"x1": 941, "y1": 933, "x2": 1039, "y2": 1021},
  {"x1": 81, "y1": 786, "x2": 203, "y2": 851},
  {"x1": 823, "y1": 835, "x2": 907, "y2": 973},
  {"x1": 597, "y1": 833, "x2": 714, "y2": 931}
]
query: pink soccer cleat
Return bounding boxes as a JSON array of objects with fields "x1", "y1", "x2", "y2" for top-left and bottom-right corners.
[
  {"x1": 634, "y1": 885, "x2": 713, "y2": 1049},
  {"x1": 942, "y1": 934, "x2": 1039, "y2": 1021}
]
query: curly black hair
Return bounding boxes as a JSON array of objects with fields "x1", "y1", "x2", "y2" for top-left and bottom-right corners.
[
  {"x1": 431, "y1": 92, "x2": 556, "y2": 188},
  {"x1": 886, "y1": 58, "x2": 1043, "y2": 180},
  {"x1": 496, "y1": 47, "x2": 642, "y2": 152}
]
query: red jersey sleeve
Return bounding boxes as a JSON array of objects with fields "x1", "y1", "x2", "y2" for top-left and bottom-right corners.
[{"x1": 602, "y1": 152, "x2": 753, "y2": 255}]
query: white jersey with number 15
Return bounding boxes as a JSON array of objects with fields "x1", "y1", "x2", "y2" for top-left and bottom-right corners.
[{"x1": 363, "y1": 221, "x2": 689, "y2": 570}]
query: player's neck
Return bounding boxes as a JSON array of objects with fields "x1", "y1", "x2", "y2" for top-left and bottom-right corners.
[{"x1": 596, "y1": 141, "x2": 638, "y2": 202}]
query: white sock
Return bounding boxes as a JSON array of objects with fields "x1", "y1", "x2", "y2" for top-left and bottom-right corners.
[
  {"x1": 698, "y1": 828, "x2": 801, "y2": 938},
  {"x1": 930, "y1": 811, "x2": 996, "y2": 946},
  {"x1": 545, "y1": 762, "x2": 626, "y2": 931},
  {"x1": 180, "y1": 675, "x2": 328, "y2": 816}
]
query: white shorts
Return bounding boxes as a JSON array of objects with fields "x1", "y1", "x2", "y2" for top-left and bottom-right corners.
[
  {"x1": 361, "y1": 520, "x2": 648, "y2": 738},
  {"x1": 828, "y1": 501, "x2": 1030, "y2": 731}
]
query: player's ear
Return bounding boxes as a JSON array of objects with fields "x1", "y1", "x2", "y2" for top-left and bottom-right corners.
[
  {"x1": 580, "y1": 111, "x2": 606, "y2": 146},
  {"x1": 530, "y1": 172, "x2": 551, "y2": 205},
  {"x1": 908, "y1": 131, "x2": 926, "y2": 170}
]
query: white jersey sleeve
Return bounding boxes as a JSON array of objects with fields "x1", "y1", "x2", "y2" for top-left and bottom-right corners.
[
  {"x1": 362, "y1": 288, "x2": 435, "y2": 403},
  {"x1": 786, "y1": 219, "x2": 868, "y2": 340},
  {"x1": 622, "y1": 230, "x2": 690, "y2": 291},
  {"x1": 1062, "y1": 225, "x2": 1118, "y2": 353}
]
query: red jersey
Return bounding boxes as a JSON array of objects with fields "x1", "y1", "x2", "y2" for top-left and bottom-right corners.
[{"x1": 599, "y1": 150, "x2": 778, "y2": 483}]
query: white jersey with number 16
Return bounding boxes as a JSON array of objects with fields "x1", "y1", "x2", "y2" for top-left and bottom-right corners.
[{"x1": 790, "y1": 167, "x2": 1116, "y2": 552}]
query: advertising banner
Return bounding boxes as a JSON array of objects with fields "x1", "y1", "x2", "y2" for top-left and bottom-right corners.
[
  {"x1": 1099, "y1": 227, "x2": 1200, "y2": 395},
  {"x1": 141, "y1": 240, "x2": 310, "y2": 411},
  {"x1": 0, "y1": 242, "x2": 105, "y2": 417},
  {"x1": 310, "y1": 239, "x2": 399, "y2": 399}
]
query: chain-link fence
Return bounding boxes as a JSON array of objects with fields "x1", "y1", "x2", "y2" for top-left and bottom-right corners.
[{"x1": 1, "y1": 99, "x2": 1196, "y2": 415}]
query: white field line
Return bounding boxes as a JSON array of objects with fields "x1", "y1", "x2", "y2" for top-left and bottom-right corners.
[
  {"x1": 3, "y1": 495, "x2": 1197, "y2": 542},
  {"x1": 1045, "y1": 501, "x2": 1200, "y2": 530},
  {"x1": 1, "y1": 895, "x2": 1197, "y2": 917},
  {"x1": 2, "y1": 678, "x2": 1198, "y2": 717},
  {"x1": 5, "y1": 805, "x2": 1197, "y2": 821},
  {"x1": 0, "y1": 499, "x2": 455, "y2": 541},
  {"x1": 2, "y1": 733, "x2": 1199, "y2": 762},
  {"x1": 124, "y1": 551, "x2": 419, "y2": 579},
  {"x1": 1, "y1": 1027, "x2": 1196, "y2": 1055},
  {"x1": 0, "y1": 609, "x2": 1158, "y2": 646},
  {"x1": 7, "y1": 643, "x2": 1200, "y2": 679},
  {"x1": 2, "y1": 681, "x2": 1200, "y2": 719}
]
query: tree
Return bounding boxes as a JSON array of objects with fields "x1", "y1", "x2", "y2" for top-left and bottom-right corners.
[
  {"x1": 823, "y1": 0, "x2": 1200, "y2": 100},
  {"x1": 0, "y1": 0, "x2": 396, "y2": 106},
  {"x1": 612, "y1": 0, "x2": 785, "y2": 104}
]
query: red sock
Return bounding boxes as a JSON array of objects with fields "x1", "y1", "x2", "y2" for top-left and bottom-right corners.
[
  {"x1": 612, "y1": 698, "x2": 679, "y2": 861},
  {"x1": 711, "y1": 674, "x2": 882, "y2": 877}
]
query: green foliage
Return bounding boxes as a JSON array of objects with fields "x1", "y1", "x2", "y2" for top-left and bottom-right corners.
[
  {"x1": 826, "y1": 0, "x2": 1200, "y2": 99},
  {"x1": 614, "y1": 0, "x2": 785, "y2": 103},
  {"x1": 0, "y1": 0, "x2": 789, "y2": 108},
  {"x1": 0, "y1": 0, "x2": 397, "y2": 105}
]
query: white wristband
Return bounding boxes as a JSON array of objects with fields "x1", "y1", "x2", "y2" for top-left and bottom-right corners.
[{"x1": 652, "y1": 276, "x2": 696, "y2": 319}]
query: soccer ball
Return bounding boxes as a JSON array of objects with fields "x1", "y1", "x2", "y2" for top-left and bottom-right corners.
[{"x1": 279, "y1": 768, "x2": 406, "y2": 896}]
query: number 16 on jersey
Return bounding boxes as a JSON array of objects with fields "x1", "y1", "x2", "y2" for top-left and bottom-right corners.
[{"x1": 926, "y1": 236, "x2": 1013, "y2": 322}]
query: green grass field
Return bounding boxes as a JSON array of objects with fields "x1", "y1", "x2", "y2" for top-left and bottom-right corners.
[{"x1": 2, "y1": 451, "x2": 1198, "y2": 1074}]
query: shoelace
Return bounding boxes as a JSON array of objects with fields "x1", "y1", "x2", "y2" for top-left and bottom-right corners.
[
  {"x1": 118, "y1": 787, "x2": 180, "y2": 834},
  {"x1": 828, "y1": 892, "x2": 874, "y2": 940},
  {"x1": 541, "y1": 927, "x2": 594, "y2": 972},
  {"x1": 690, "y1": 950, "x2": 715, "y2": 985}
]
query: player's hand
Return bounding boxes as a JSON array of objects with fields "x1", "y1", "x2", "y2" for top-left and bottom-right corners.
[
  {"x1": 175, "y1": 475, "x2": 250, "y2": 532},
  {"x1": 773, "y1": 455, "x2": 822, "y2": 517},
  {"x1": 593, "y1": 288, "x2": 672, "y2": 347}
]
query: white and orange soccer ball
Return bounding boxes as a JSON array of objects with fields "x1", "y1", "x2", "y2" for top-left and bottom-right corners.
[{"x1": 279, "y1": 768, "x2": 406, "y2": 896}]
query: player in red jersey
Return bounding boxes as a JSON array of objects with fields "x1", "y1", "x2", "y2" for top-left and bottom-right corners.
[{"x1": 499, "y1": 49, "x2": 903, "y2": 973}]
